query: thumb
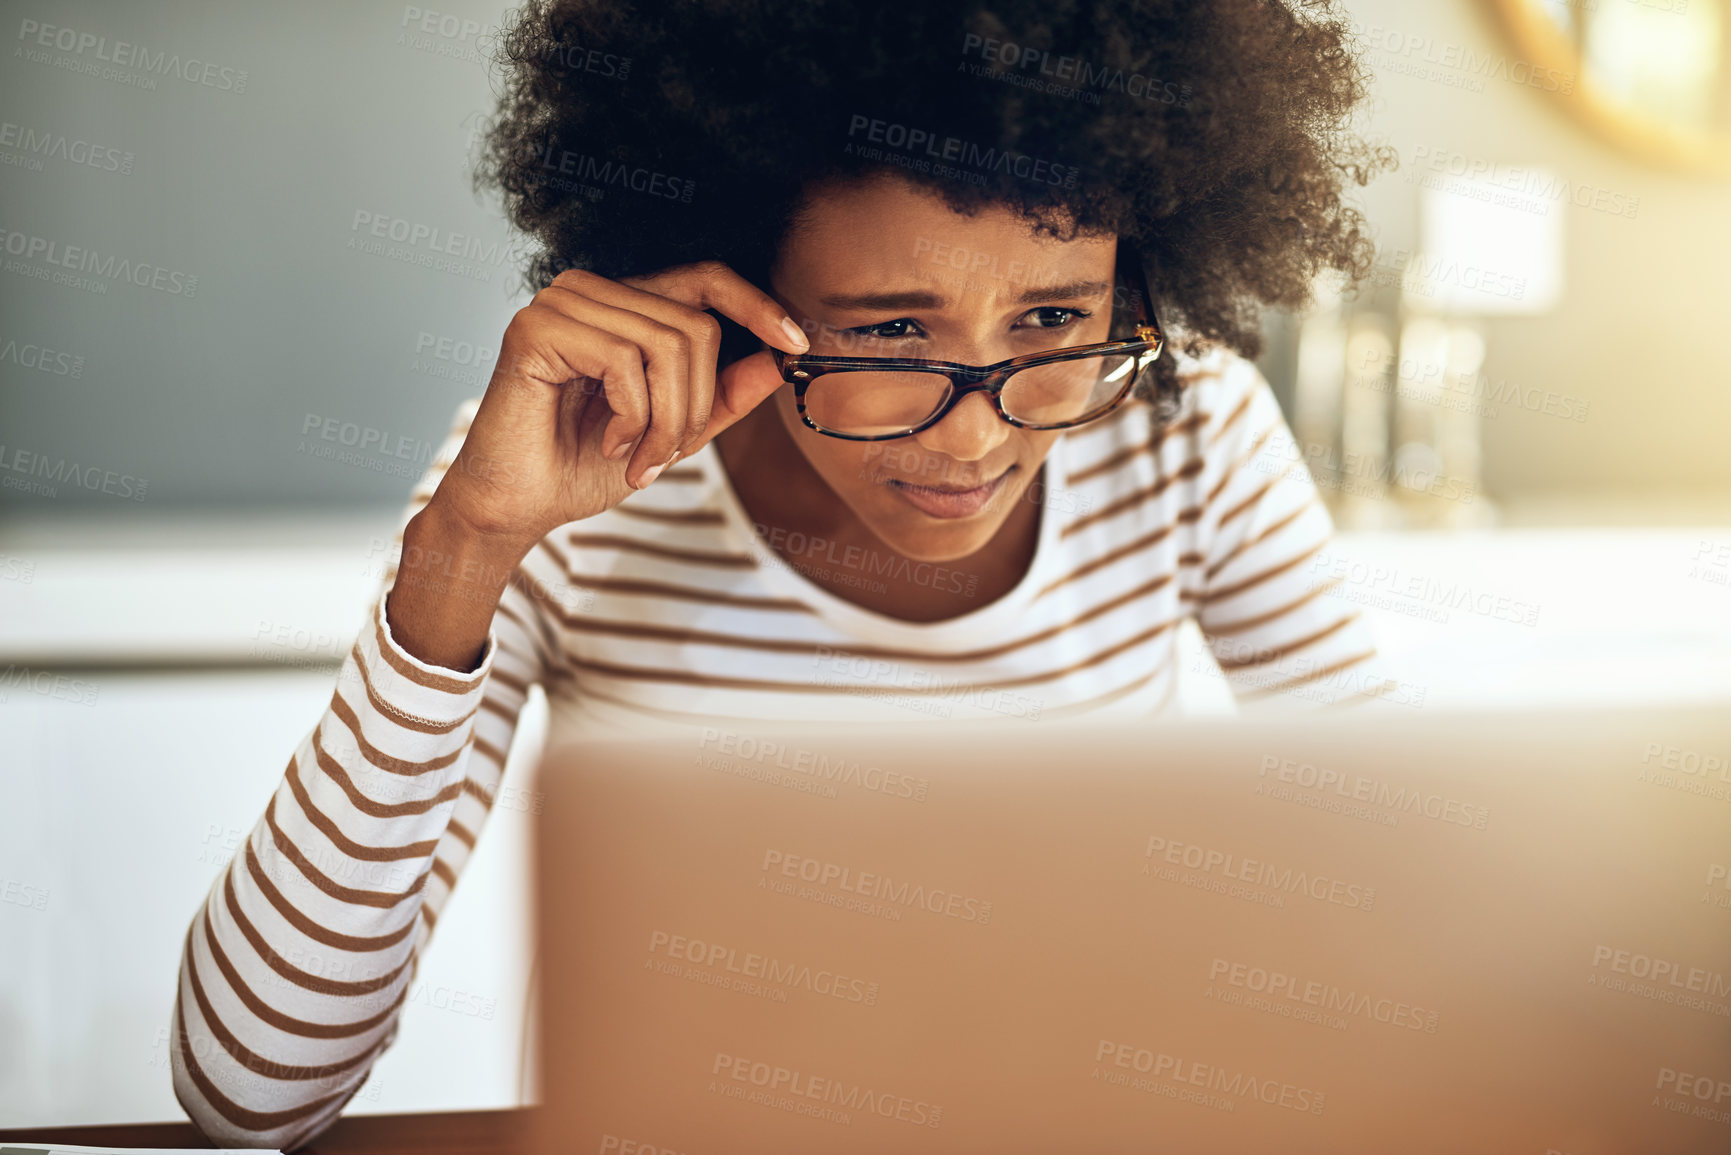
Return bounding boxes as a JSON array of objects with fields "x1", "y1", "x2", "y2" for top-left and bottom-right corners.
[{"x1": 690, "y1": 350, "x2": 786, "y2": 451}]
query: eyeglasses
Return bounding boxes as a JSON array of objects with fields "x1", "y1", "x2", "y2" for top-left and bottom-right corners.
[{"x1": 767, "y1": 253, "x2": 1165, "y2": 441}]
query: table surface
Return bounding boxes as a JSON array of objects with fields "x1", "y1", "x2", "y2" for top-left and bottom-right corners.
[{"x1": 0, "y1": 1109, "x2": 530, "y2": 1153}]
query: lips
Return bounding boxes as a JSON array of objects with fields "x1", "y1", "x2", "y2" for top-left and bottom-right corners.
[{"x1": 885, "y1": 468, "x2": 1012, "y2": 519}]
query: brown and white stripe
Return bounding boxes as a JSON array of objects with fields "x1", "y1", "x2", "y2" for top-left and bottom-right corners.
[{"x1": 170, "y1": 347, "x2": 1396, "y2": 1145}]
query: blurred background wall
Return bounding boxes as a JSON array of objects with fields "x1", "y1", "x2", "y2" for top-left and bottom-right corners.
[
  {"x1": 1337, "y1": 0, "x2": 1731, "y2": 515},
  {"x1": 1, "y1": 0, "x2": 522, "y2": 516},
  {"x1": 3, "y1": 0, "x2": 1729, "y2": 1130},
  {"x1": 3, "y1": 0, "x2": 1729, "y2": 522}
]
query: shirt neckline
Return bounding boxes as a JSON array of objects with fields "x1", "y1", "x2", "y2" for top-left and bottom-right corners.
[{"x1": 696, "y1": 436, "x2": 1071, "y2": 649}]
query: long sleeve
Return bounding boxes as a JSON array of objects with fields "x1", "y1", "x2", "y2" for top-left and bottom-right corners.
[
  {"x1": 1191, "y1": 360, "x2": 1411, "y2": 712},
  {"x1": 168, "y1": 400, "x2": 554, "y2": 1148}
]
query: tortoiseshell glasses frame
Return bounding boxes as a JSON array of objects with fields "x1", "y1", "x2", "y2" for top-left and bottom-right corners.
[{"x1": 766, "y1": 251, "x2": 1165, "y2": 441}]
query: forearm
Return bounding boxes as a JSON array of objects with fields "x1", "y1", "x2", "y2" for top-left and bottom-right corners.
[
  {"x1": 171, "y1": 595, "x2": 499, "y2": 1145},
  {"x1": 386, "y1": 497, "x2": 539, "y2": 672},
  {"x1": 171, "y1": 397, "x2": 559, "y2": 1145}
]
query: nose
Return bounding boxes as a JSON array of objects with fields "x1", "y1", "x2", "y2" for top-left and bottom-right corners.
[{"x1": 910, "y1": 389, "x2": 1011, "y2": 466}]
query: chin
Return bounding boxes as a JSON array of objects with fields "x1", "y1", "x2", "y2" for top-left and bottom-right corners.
[{"x1": 871, "y1": 510, "x2": 1009, "y2": 564}]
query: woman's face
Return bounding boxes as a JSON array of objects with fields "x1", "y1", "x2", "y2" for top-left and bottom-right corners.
[{"x1": 725, "y1": 175, "x2": 1119, "y2": 564}]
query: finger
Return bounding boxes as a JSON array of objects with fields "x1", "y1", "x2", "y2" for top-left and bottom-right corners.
[
  {"x1": 621, "y1": 320, "x2": 690, "y2": 488},
  {"x1": 535, "y1": 285, "x2": 701, "y2": 465},
  {"x1": 619, "y1": 260, "x2": 810, "y2": 356},
  {"x1": 501, "y1": 309, "x2": 650, "y2": 462},
  {"x1": 539, "y1": 277, "x2": 716, "y2": 454},
  {"x1": 686, "y1": 349, "x2": 785, "y2": 453}
]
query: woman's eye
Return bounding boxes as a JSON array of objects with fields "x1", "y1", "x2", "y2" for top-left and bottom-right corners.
[
  {"x1": 849, "y1": 318, "x2": 923, "y2": 340},
  {"x1": 842, "y1": 308, "x2": 1092, "y2": 343},
  {"x1": 1024, "y1": 307, "x2": 1090, "y2": 329}
]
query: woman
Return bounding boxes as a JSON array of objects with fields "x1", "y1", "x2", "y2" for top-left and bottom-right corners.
[{"x1": 170, "y1": 0, "x2": 1396, "y2": 1144}]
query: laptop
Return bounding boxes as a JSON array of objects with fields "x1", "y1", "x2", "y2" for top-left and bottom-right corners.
[{"x1": 530, "y1": 705, "x2": 1731, "y2": 1154}]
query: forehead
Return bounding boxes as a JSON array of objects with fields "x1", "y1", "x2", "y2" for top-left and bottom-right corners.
[{"x1": 776, "y1": 175, "x2": 1117, "y2": 298}]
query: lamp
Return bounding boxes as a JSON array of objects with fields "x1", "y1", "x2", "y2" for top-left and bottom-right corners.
[{"x1": 1385, "y1": 168, "x2": 1567, "y2": 527}]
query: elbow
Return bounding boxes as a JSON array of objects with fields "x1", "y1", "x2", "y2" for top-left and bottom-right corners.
[{"x1": 167, "y1": 993, "x2": 353, "y2": 1151}]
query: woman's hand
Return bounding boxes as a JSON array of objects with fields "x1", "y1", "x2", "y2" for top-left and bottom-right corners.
[
  {"x1": 384, "y1": 260, "x2": 807, "y2": 671},
  {"x1": 430, "y1": 259, "x2": 810, "y2": 552}
]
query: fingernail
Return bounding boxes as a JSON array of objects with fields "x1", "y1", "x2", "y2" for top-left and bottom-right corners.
[
  {"x1": 605, "y1": 439, "x2": 632, "y2": 460},
  {"x1": 778, "y1": 316, "x2": 809, "y2": 352},
  {"x1": 666, "y1": 449, "x2": 682, "y2": 466},
  {"x1": 638, "y1": 463, "x2": 666, "y2": 488}
]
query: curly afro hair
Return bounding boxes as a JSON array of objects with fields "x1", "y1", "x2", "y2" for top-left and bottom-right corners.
[{"x1": 475, "y1": 0, "x2": 1393, "y2": 416}]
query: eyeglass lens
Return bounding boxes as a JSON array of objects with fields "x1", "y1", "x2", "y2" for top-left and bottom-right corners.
[{"x1": 803, "y1": 352, "x2": 1140, "y2": 436}]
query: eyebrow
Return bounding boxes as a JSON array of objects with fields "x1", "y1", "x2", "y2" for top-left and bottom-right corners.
[{"x1": 818, "y1": 279, "x2": 1113, "y2": 312}]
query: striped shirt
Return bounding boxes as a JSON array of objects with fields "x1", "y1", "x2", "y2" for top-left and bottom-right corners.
[{"x1": 169, "y1": 346, "x2": 1399, "y2": 1145}]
